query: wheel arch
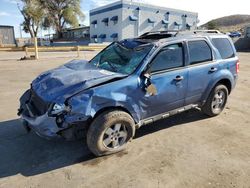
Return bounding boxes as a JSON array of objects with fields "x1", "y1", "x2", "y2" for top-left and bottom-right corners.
[
  {"x1": 216, "y1": 78, "x2": 232, "y2": 94},
  {"x1": 90, "y1": 106, "x2": 138, "y2": 125},
  {"x1": 201, "y1": 76, "x2": 233, "y2": 105}
]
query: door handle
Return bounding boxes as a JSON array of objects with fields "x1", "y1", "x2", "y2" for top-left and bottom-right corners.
[
  {"x1": 209, "y1": 67, "x2": 218, "y2": 73},
  {"x1": 174, "y1": 75, "x2": 184, "y2": 81}
]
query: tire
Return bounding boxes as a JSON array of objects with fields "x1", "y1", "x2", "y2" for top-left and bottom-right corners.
[
  {"x1": 87, "y1": 110, "x2": 135, "y2": 156},
  {"x1": 202, "y1": 84, "x2": 228, "y2": 117}
]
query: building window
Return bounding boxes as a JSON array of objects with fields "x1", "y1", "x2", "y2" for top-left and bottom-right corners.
[
  {"x1": 165, "y1": 12, "x2": 170, "y2": 21},
  {"x1": 111, "y1": 16, "x2": 118, "y2": 25},
  {"x1": 164, "y1": 24, "x2": 169, "y2": 29},
  {"x1": 182, "y1": 14, "x2": 187, "y2": 30},
  {"x1": 111, "y1": 33, "x2": 118, "y2": 41},
  {"x1": 186, "y1": 24, "x2": 191, "y2": 30},
  {"x1": 162, "y1": 12, "x2": 170, "y2": 30},
  {"x1": 98, "y1": 34, "x2": 106, "y2": 42},
  {"x1": 174, "y1": 22, "x2": 181, "y2": 30},
  {"x1": 102, "y1": 18, "x2": 109, "y2": 26},
  {"x1": 91, "y1": 35, "x2": 97, "y2": 43},
  {"x1": 91, "y1": 20, "x2": 97, "y2": 28},
  {"x1": 162, "y1": 20, "x2": 169, "y2": 29},
  {"x1": 129, "y1": 15, "x2": 138, "y2": 21},
  {"x1": 148, "y1": 18, "x2": 156, "y2": 27}
]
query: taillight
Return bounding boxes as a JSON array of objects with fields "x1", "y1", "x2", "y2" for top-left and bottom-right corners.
[{"x1": 236, "y1": 60, "x2": 240, "y2": 74}]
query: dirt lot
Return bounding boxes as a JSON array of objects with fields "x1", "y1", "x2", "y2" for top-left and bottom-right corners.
[{"x1": 0, "y1": 51, "x2": 249, "y2": 188}]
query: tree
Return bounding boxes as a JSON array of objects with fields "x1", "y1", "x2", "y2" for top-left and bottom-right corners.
[
  {"x1": 18, "y1": 0, "x2": 45, "y2": 38},
  {"x1": 40, "y1": 0, "x2": 84, "y2": 38},
  {"x1": 207, "y1": 21, "x2": 218, "y2": 30}
]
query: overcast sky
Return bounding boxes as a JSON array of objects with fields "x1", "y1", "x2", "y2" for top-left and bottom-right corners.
[{"x1": 0, "y1": 0, "x2": 249, "y2": 38}]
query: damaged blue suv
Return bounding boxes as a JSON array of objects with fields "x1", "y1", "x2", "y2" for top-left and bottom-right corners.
[{"x1": 18, "y1": 31, "x2": 239, "y2": 156}]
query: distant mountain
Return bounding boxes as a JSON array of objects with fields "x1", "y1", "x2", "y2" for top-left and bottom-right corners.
[{"x1": 201, "y1": 14, "x2": 250, "y2": 32}]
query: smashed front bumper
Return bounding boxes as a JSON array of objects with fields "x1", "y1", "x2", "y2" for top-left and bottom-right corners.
[
  {"x1": 18, "y1": 89, "x2": 90, "y2": 139},
  {"x1": 18, "y1": 89, "x2": 66, "y2": 139},
  {"x1": 21, "y1": 113, "x2": 61, "y2": 139}
]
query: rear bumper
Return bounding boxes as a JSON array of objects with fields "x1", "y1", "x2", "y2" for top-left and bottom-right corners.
[{"x1": 232, "y1": 74, "x2": 238, "y2": 90}]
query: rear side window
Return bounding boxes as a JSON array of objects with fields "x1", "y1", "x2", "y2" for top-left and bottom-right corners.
[
  {"x1": 150, "y1": 43, "x2": 184, "y2": 72},
  {"x1": 212, "y1": 38, "x2": 235, "y2": 59},
  {"x1": 188, "y1": 40, "x2": 212, "y2": 65}
]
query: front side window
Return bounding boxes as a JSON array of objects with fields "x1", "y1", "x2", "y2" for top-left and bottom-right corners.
[
  {"x1": 90, "y1": 42, "x2": 153, "y2": 74},
  {"x1": 150, "y1": 43, "x2": 184, "y2": 72},
  {"x1": 188, "y1": 40, "x2": 212, "y2": 65},
  {"x1": 212, "y1": 38, "x2": 235, "y2": 59}
]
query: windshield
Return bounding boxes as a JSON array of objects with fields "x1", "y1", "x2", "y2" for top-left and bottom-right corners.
[{"x1": 89, "y1": 41, "x2": 153, "y2": 74}]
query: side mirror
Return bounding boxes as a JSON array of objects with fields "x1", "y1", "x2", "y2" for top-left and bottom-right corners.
[
  {"x1": 141, "y1": 72, "x2": 157, "y2": 96},
  {"x1": 143, "y1": 72, "x2": 152, "y2": 88}
]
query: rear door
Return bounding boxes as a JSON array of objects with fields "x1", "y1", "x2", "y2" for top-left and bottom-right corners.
[{"x1": 185, "y1": 39, "x2": 219, "y2": 105}]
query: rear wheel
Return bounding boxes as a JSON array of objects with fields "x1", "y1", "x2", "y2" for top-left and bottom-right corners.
[
  {"x1": 87, "y1": 110, "x2": 135, "y2": 156},
  {"x1": 202, "y1": 84, "x2": 228, "y2": 117}
]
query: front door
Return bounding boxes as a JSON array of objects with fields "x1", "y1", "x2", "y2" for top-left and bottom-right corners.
[{"x1": 141, "y1": 43, "x2": 188, "y2": 118}]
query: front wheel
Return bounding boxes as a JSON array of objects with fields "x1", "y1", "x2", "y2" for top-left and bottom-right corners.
[
  {"x1": 202, "y1": 84, "x2": 228, "y2": 117},
  {"x1": 87, "y1": 110, "x2": 135, "y2": 156}
]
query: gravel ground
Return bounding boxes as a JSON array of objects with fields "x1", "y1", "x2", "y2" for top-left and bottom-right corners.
[{"x1": 0, "y1": 51, "x2": 249, "y2": 188}]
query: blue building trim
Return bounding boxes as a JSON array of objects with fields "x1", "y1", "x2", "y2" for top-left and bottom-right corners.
[{"x1": 90, "y1": 4, "x2": 123, "y2": 16}]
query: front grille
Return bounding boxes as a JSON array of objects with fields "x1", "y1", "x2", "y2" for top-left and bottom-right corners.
[{"x1": 28, "y1": 90, "x2": 50, "y2": 116}]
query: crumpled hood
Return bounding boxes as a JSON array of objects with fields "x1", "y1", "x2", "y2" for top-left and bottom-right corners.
[{"x1": 32, "y1": 60, "x2": 125, "y2": 103}]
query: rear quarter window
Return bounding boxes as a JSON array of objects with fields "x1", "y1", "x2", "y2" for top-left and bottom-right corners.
[{"x1": 212, "y1": 38, "x2": 235, "y2": 59}]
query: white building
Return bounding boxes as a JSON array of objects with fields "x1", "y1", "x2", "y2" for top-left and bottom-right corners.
[{"x1": 90, "y1": 0, "x2": 199, "y2": 43}]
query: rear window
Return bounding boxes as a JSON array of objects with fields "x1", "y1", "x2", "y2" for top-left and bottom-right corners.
[
  {"x1": 212, "y1": 38, "x2": 235, "y2": 59},
  {"x1": 188, "y1": 40, "x2": 212, "y2": 65}
]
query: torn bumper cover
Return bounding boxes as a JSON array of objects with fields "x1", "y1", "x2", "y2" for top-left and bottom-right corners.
[
  {"x1": 18, "y1": 89, "x2": 71, "y2": 139},
  {"x1": 21, "y1": 113, "x2": 60, "y2": 138}
]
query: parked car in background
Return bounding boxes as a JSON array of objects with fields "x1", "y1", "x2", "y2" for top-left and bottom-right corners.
[
  {"x1": 228, "y1": 31, "x2": 242, "y2": 38},
  {"x1": 18, "y1": 30, "x2": 239, "y2": 156}
]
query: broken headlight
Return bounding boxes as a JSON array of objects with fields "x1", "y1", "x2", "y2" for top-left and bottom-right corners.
[{"x1": 50, "y1": 103, "x2": 71, "y2": 116}]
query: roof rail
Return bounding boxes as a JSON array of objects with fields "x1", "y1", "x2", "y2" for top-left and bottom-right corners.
[
  {"x1": 138, "y1": 30, "x2": 222, "y2": 40},
  {"x1": 192, "y1": 30, "x2": 221, "y2": 34},
  {"x1": 176, "y1": 30, "x2": 221, "y2": 35}
]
